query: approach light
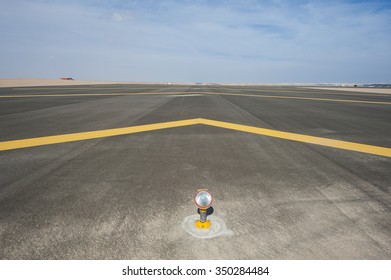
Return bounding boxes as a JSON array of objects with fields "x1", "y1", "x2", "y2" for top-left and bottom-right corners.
[{"x1": 194, "y1": 189, "x2": 214, "y2": 229}]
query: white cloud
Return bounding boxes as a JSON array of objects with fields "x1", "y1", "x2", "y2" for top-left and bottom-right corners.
[
  {"x1": 112, "y1": 12, "x2": 123, "y2": 21},
  {"x1": 112, "y1": 12, "x2": 133, "y2": 22}
]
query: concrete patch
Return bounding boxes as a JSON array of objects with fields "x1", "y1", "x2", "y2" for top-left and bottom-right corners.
[{"x1": 182, "y1": 214, "x2": 234, "y2": 239}]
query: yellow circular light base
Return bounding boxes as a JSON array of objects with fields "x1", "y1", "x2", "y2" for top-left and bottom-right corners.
[{"x1": 195, "y1": 220, "x2": 211, "y2": 229}]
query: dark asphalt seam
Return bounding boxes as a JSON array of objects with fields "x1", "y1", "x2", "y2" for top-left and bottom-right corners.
[
  {"x1": 0, "y1": 96, "x2": 115, "y2": 119},
  {"x1": 0, "y1": 88, "x2": 169, "y2": 119},
  {"x1": 218, "y1": 93, "x2": 391, "y2": 145},
  {"x1": 216, "y1": 93, "x2": 283, "y2": 129},
  {"x1": 122, "y1": 94, "x2": 177, "y2": 126}
]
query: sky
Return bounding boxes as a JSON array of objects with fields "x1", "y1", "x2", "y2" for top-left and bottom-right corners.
[{"x1": 1, "y1": 0, "x2": 390, "y2": 83}]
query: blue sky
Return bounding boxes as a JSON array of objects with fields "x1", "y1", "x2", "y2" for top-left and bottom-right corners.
[{"x1": 1, "y1": 0, "x2": 390, "y2": 83}]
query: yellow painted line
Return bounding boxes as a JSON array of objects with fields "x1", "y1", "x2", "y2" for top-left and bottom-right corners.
[
  {"x1": 1, "y1": 92, "x2": 186, "y2": 98},
  {"x1": 0, "y1": 93, "x2": 130, "y2": 98},
  {"x1": 12, "y1": 86, "x2": 391, "y2": 97},
  {"x1": 298, "y1": 89, "x2": 391, "y2": 97},
  {"x1": 199, "y1": 119, "x2": 391, "y2": 158},
  {"x1": 205, "y1": 92, "x2": 391, "y2": 105},
  {"x1": 221, "y1": 87, "x2": 391, "y2": 97},
  {"x1": 12, "y1": 87, "x2": 164, "y2": 91},
  {"x1": 0, "y1": 92, "x2": 203, "y2": 98},
  {"x1": 1, "y1": 118, "x2": 391, "y2": 157},
  {"x1": 12, "y1": 87, "x2": 114, "y2": 90},
  {"x1": 1, "y1": 91, "x2": 390, "y2": 105},
  {"x1": 0, "y1": 119, "x2": 202, "y2": 152}
]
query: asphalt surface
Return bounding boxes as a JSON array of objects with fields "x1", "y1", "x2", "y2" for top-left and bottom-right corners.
[{"x1": 0, "y1": 84, "x2": 390, "y2": 259}]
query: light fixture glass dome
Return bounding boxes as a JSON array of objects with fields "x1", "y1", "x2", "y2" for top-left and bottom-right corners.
[{"x1": 195, "y1": 190, "x2": 213, "y2": 209}]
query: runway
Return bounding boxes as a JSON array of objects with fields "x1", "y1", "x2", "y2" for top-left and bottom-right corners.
[{"x1": 0, "y1": 84, "x2": 390, "y2": 259}]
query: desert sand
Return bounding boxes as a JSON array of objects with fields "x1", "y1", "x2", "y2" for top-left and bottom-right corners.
[
  {"x1": 1, "y1": 79, "x2": 390, "y2": 94},
  {"x1": 0, "y1": 78, "x2": 143, "y2": 88}
]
